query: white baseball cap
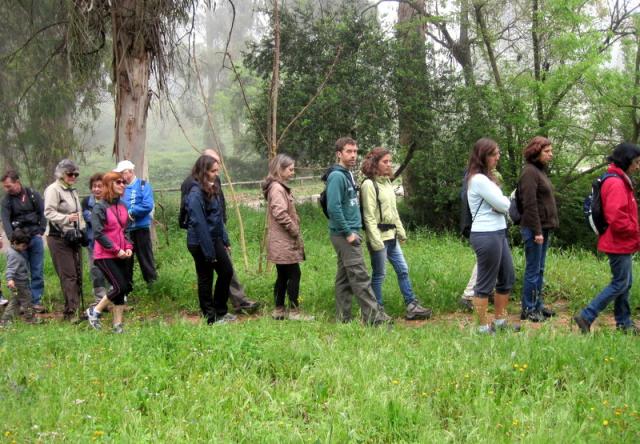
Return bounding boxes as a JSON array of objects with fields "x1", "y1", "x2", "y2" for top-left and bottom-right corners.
[{"x1": 114, "y1": 160, "x2": 135, "y2": 173}]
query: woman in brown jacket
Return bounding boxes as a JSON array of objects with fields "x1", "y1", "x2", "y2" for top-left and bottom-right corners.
[
  {"x1": 517, "y1": 136, "x2": 559, "y2": 322},
  {"x1": 262, "y1": 154, "x2": 313, "y2": 321}
]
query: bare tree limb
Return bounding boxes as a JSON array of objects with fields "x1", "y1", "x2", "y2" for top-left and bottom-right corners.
[
  {"x1": 166, "y1": 95, "x2": 201, "y2": 154},
  {"x1": 224, "y1": 51, "x2": 270, "y2": 148},
  {"x1": 193, "y1": 45, "x2": 250, "y2": 270},
  {"x1": 1, "y1": 20, "x2": 67, "y2": 64},
  {"x1": 16, "y1": 40, "x2": 65, "y2": 110},
  {"x1": 392, "y1": 141, "x2": 417, "y2": 180},
  {"x1": 276, "y1": 45, "x2": 343, "y2": 147}
]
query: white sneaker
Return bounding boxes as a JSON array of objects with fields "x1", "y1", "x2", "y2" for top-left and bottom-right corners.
[
  {"x1": 214, "y1": 313, "x2": 238, "y2": 324},
  {"x1": 86, "y1": 308, "x2": 102, "y2": 330}
]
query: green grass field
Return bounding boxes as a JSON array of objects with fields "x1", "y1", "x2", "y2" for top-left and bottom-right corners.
[{"x1": 1, "y1": 200, "x2": 639, "y2": 442}]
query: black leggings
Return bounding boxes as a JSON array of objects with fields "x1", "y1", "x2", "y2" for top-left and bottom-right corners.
[
  {"x1": 274, "y1": 263, "x2": 301, "y2": 308},
  {"x1": 188, "y1": 239, "x2": 233, "y2": 323},
  {"x1": 95, "y1": 257, "x2": 133, "y2": 305}
]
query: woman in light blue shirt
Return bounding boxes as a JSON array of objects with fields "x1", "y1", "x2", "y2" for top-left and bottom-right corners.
[{"x1": 466, "y1": 138, "x2": 516, "y2": 333}]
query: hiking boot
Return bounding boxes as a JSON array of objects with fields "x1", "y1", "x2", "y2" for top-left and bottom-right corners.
[
  {"x1": 492, "y1": 318, "x2": 522, "y2": 332},
  {"x1": 272, "y1": 307, "x2": 286, "y2": 320},
  {"x1": 233, "y1": 300, "x2": 261, "y2": 314},
  {"x1": 616, "y1": 324, "x2": 639, "y2": 335},
  {"x1": 32, "y1": 304, "x2": 46, "y2": 314},
  {"x1": 287, "y1": 307, "x2": 314, "y2": 321},
  {"x1": 520, "y1": 310, "x2": 546, "y2": 323},
  {"x1": 214, "y1": 313, "x2": 238, "y2": 324},
  {"x1": 371, "y1": 310, "x2": 394, "y2": 326},
  {"x1": 540, "y1": 306, "x2": 556, "y2": 318},
  {"x1": 477, "y1": 324, "x2": 495, "y2": 335},
  {"x1": 405, "y1": 301, "x2": 433, "y2": 320},
  {"x1": 86, "y1": 307, "x2": 102, "y2": 330},
  {"x1": 112, "y1": 323, "x2": 124, "y2": 334},
  {"x1": 573, "y1": 314, "x2": 591, "y2": 334},
  {"x1": 459, "y1": 297, "x2": 474, "y2": 312},
  {"x1": 0, "y1": 296, "x2": 8, "y2": 306}
]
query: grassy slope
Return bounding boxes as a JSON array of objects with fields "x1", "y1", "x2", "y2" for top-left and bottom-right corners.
[{"x1": 1, "y1": 201, "x2": 639, "y2": 442}]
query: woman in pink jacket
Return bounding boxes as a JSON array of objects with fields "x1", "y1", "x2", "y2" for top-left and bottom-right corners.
[
  {"x1": 85, "y1": 172, "x2": 133, "y2": 333},
  {"x1": 262, "y1": 154, "x2": 313, "y2": 321},
  {"x1": 575, "y1": 143, "x2": 640, "y2": 334}
]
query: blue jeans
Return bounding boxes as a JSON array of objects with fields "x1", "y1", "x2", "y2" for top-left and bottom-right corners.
[
  {"x1": 23, "y1": 235, "x2": 45, "y2": 305},
  {"x1": 369, "y1": 239, "x2": 415, "y2": 306},
  {"x1": 521, "y1": 228, "x2": 550, "y2": 313},
  {"x1": 581, "y1": 253, "x2": 633, "y2": 327}
]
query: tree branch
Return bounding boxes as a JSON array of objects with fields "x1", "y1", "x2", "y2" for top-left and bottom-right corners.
[
  {"x1": 224, "y1": 51, "x2": 270, "y2": 148},
  {"x1": 16, "y1": 40, "x2": 65, "y2": 110},
  {"x1": 276, "y1": 45, "x2": 343, "y2": 148},
  {"x1": 1, "y1": 21, "x2": 67, "y2": 64},
  {"x1": 392, "y1": 141, "x2": 417, "y2": 180}
]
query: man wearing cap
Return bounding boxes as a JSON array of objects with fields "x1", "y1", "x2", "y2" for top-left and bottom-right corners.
[
  {"x1": 1, "y1": 170, "x2": 47, "y2": 312},
  {"x1": 179, "y1": 149, "x2": 260, "y2": 313},
  {"x1": 114, "y1": 160, "x2": 158, "y2": 284}
]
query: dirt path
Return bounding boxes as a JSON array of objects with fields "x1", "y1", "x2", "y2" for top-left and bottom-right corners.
[{"x1": 9, "y1": 299, "x2": 628, "y2": 333}]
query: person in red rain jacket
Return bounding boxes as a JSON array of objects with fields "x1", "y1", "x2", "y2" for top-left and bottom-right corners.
[{"x1": 575, "y1": 143, "x2": 640, "y2": 334}]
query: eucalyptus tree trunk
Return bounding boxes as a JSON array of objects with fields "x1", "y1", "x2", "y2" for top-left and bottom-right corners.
[
  {"x1": 268, "y1": 0, "x2": 281, "y2": 160},
  {"x1": 112, "y1": 0, "x2": 151, "y2": 180}
]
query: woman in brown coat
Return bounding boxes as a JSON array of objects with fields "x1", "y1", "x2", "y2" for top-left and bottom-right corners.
[{"x1": 262, "y1": 154, "x2": 313, "y2": 321}]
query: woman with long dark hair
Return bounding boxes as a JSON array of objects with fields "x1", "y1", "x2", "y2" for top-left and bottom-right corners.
[
  {"x1": 185, "y1": 155, "x2": 236, "y2": 324},
  {"x1": 85, "y1": 172, "x2": 133, "y2": 333},
  {"x1": 360, "y1": 147, "x2": 431, "y2": 320},
  {"x1": 575, "y1": 143, "x2": 640, "y2": 334},
  {"x1": 466, "y1": 138, "x2": 516, "y2": 333},
  {"x1": 262, "y1": 154, "x2": 313, "y2": 321},
  {"x1": 517, "y1": 136, "x2": 558, "y2": 322}
]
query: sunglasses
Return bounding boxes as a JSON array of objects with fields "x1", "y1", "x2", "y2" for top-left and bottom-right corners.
[
  {"x1": 115, "y1": 179, "x2": 125, "y2": 185},
  {"x1": 65, "y1": 172, "x2": 79, "y2": 178}
]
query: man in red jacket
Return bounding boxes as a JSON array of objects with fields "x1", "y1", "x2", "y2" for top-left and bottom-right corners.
[{"x1": 575, "y1": 143, "x2": 640, "y2": 334}]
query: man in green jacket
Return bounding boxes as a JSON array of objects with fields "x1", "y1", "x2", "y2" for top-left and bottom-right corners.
[{"x1": 324, "y1": 137, "x2": 391, "y2": 325}]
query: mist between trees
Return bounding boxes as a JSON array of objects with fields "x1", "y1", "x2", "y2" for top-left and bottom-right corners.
[{"x1": 1, "y1": 0, "x2": 638, "y2": 250}]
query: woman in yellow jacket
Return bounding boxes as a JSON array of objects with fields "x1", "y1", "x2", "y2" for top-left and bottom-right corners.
[{"x1": 361, "y1": 147, "x2": 432, "y2": 320}]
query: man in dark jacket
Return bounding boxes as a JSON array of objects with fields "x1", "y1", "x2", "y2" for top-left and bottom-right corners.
[
  {"x1": 1, "y1": 170, "x2": 47, "y2": 312},
  {"x1": 179, "y1": 149, "x2": 260, "y2": 314}
]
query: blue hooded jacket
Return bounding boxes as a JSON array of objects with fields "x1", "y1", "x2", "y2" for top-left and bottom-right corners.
[
  {"x1": 186, "y1": 181, "x2": 229, "y2": 262},
  {"x1": 122, "y1": 177, "x2": 154, "y2": 230}
]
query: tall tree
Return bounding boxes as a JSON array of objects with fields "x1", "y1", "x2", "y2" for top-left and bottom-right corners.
[
  {"x1": 73, "y1": 0, "x2": 195, "y2": 179},
  {"x1": 0, "y1": 0, "x2": 102, "y2": 188}
]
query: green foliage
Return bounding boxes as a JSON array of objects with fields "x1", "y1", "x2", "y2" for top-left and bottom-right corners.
[
  {"x1": 243, "y1": 2, "x2": 395, "y2": 163},
  {"x1": 0, "y1": 0, "x2": 104, "y2": 188}
]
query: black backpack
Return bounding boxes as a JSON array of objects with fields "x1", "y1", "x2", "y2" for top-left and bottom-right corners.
[
  {"x1": 460, "y1": 175, "x2": 483, "y2": 238},
  {"x1": 583, "y1": 172, "x2": 620, "y2": 235},
  {"x1": 319, "y1": 168, "x2": 357, "y2": 219},
  {"x1": 508, "y1": 185, "x2": 522, "y2": 225}
]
